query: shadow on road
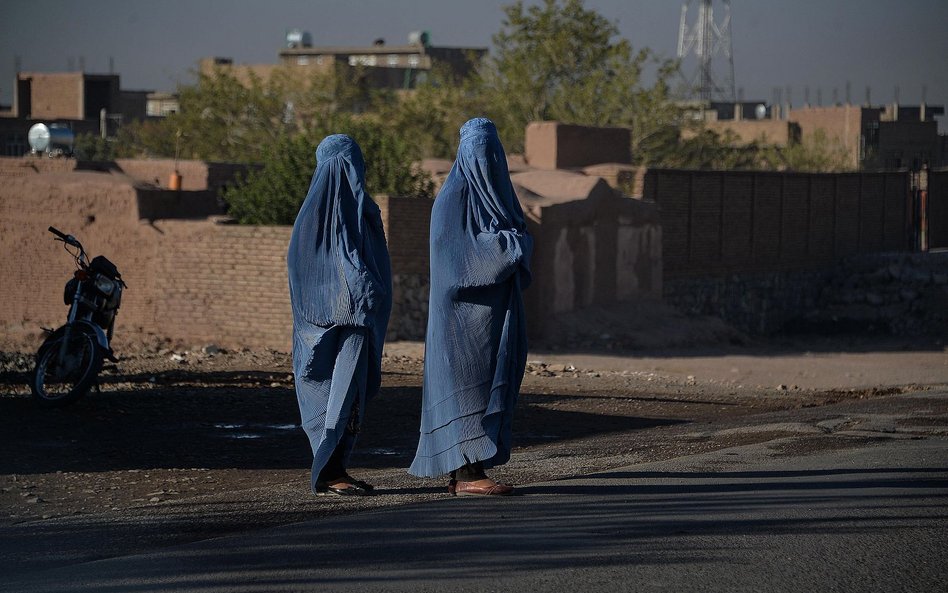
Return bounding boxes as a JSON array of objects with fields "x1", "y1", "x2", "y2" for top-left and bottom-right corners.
[
  {"x1": 5, "y1": 462, "x2": 947, "y2": 591},
  {"x1": 0, "y1": 371, "x2": 682, "y2": 475}
]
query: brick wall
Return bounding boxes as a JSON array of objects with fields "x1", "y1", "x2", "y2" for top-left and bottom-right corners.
[
  {"x1": 0, "y1": 168, "x2": 664, "y2": 350},
  {"x1": 0, "y1": 173, "x2": 434, "y2": 351},
  {"x1": 0, "y1": 156, "x2": 79, "y2": 177},
  {"x1": 376, "y1": 195, "x2": 431, "y2": 275},
  {"x1": 649, "y1": 168, "x2": 919, "y2": 333},
  {"x1": 0, "y1": 156, "x2": 254, "y2": 192},
  {"x1": 114, "y1": 159, "x2": 256, "y2": 191},
  {"x1": 524, "y1": 193, "x2": 662, "y2": 336},
  {"x1": 645, "y1": 169, "x2": 912, "y2": 279},
  {"x1": 152, "y1": 222, "x2": 294, "y2": 349},
  {"x1": 704, "y1": 120, "x2": 799, "y2": 146},
  {"x1": 0, "y1": 171, "x2": 152, "y2": 348},
  {"x1": 20, "y1": 73, "x2": 83, "y2": 120},
  {"x1": 376, "y1": 196, "x2": 433, "y2": 341},
  {"x1": 525, "y1": 122, "x2": 632, "y2": 170},
  {"x1": 788, "y1": 105, "x2": 869, "y2": 169}
]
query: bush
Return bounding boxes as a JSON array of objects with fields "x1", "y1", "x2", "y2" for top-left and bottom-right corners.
[{"x1": 223, "y1": 118, "x2": 434, "y2": 226}]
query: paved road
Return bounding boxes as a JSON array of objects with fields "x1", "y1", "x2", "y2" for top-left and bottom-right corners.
[{"x1": 4, "y1": 411, "x2": 946, "y2": 592}]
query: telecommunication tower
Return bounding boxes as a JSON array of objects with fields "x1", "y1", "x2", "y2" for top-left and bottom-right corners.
[{"x1": 677, "y1": 0, "x2": 736, "y2": 102}]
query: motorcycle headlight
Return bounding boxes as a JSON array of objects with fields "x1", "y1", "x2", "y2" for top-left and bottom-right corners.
[{"x1": 94, "y1": 276, "x2": 116, "y2": 296}]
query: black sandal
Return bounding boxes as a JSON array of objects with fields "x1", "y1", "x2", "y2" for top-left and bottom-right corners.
[
  {"x1": 315, "y1": 480, "x2": 373, "y2": 497},
  {"x1": 314, "y1": 473, "x2": 375, "y2": 497}
]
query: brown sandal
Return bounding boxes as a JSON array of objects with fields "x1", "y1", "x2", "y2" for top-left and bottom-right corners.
[{"x1": 454, "y1": 478, "x2": 514, "y2": 496}]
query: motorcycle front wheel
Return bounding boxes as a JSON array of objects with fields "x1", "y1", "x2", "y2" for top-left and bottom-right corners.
[{"x1": 31, "y1": 331, "x2": 103, "y2": 406}]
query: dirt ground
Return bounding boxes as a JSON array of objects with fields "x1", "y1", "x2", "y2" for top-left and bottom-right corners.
[{"x1": 1, "y1": 335, "x2": 946, "y2": 569}]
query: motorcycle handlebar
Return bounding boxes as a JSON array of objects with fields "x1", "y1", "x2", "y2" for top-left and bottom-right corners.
[
  {"x1": 48, "y1": 226, "x2": 68, "y2": 240},
  {"x1": 48, "y1": 226, "x2": 81, "y2": 248}
]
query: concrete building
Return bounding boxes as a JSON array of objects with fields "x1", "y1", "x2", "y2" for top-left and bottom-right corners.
[
  {"x1": 0, "y1": 71, "x2": 151, "y2": 157},
  {"x1": 692, "y1": 99, "x2": 947, "y2": 170},
  {"x1": 204, "y1": 31, "x2": 485, "y2": 91},
  {"x1": 3, "y1": 72, "x2": 148, "y2": 123},
  {"x1": 788, "y1": 103, "x2": 945, "y2": 170},
  {"x1": 682, "y1": 100, "x2": 800, "y2": 147},
  {"x1": 146, "y1": 92, "x2": 179, "y2": 117}
]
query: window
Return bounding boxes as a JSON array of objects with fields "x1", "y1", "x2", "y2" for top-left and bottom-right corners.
[
  {"x1": 297, "y1": 56, "x2": 309, "y2": 66},
  {"x1": 348, "y1": 55, "x2": 377, "y2": 66}
]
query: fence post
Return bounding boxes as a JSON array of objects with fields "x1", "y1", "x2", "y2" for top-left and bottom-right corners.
[{"x1": 910, "y1": 164, "x2": 929, "y2": 252}]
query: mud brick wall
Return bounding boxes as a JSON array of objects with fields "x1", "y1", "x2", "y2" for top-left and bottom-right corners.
[
  {"x1": 524, "y1": 194, "x2": 662, "y2": 338},
  {"x1": 0, "y1": 157, "x2": 253, "y2": 193},
  {"x1": 648, "y1": 168, "x2": 916, "y2": 333},
  {"x1": 788, "y1": 105, "x2": 866, "y2": 169},
  {"x1": 525, "y1": 122, "x2": 632, "y2": 170},
  {"x1": 646, "y1": 169, "x2": 912, "y2": 278},
  {"x1": 376, "y1": 196, "x2": 433, "y2": 340},
  {"x1": 114, "y1": 159, "x2": 256, "y2": 191},
  {"x1": 0, "y1": 171, "x2": 160, "y2": 348},
  {"x1": 0, "y1": 174, "x2": 434, "y2": 351},
  {"x1": 0, "y1": 156, "x2": 80, "y2": 177},
  {"x1": 151, "y1": 222, "x2": 294, "y2": 349},
  {"x1": 20, "y1": 73, "x2": 84, "y2": 120},
  {"x1": 0, "y1": 165, "x2": 666, "y2": 349}
]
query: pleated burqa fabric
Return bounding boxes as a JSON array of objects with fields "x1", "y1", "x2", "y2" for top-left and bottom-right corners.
[
  {"x1": 409, "y1": 118, "x2": 533, "y2": 478},
  {"x1": 287, "y1": 134, "x2": 392, "y2": 493}
]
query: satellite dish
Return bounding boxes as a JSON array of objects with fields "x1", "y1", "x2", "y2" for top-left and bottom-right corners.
[{"x1": 755, "y1": 104, "x2": 767, "y2": 120}]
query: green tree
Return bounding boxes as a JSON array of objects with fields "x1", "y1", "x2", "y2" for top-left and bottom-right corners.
[
  {"x1": 73, "y1": 133, "x2": 114, "y2": 161},
  {"x1": 223, "y1": 134, "x2": 314, "y2": 225},
  {"x1": 768, "y1": 129, "x2": 854, "y2": 172},
  {"x1": 478, "y1": 0, "x2": 659, "y2": 152},
  {"x1": 347, "y1": 117, "x2": 435, "y2": 200},
  {"x1": 116, "y1": 67, "x2": 289, "y2": 163},
  {"x1": 373, "y1": 64, "x2": 479, "y2": 159},
  {"x1": 658, "y1": 129, "x2": 764, "y2": 170},
  {"x1": 625, "y1": 60, "x2": 695, "y2": 167},
  {"x1": 223, "y1": 116, "x2": 434, "y2": 225}
]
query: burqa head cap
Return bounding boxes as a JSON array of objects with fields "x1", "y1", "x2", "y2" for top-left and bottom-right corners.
[
  {"x1": 316, "y1": 134, "x2": 365, "y2": 174},
  {"x1": 459, "y1": 118, "x2": 499, "y2": 145}
]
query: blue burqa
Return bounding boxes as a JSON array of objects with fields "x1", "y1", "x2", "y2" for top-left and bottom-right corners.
[
  {"x1": 409, "y1": 118, "x2": 533, "y2": 478},
  {"x1": 287, "y1": 134, "x2": 392, "y2": 493}
]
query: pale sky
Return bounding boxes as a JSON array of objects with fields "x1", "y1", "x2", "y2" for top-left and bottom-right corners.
[{"x1": 2, "y1": 0, "x2": 946, "y2": 128}]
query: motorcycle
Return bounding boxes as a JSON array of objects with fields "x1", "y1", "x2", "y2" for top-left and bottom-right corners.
[{"x1": 31, "y1": 226, "x2": 126, "y2": 406}]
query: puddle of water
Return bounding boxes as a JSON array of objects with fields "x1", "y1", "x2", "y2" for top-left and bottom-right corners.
[
  {"x1": 212, "y1": 423, "x2": 299, "y2": 439},
  {"x1": 362, "y1": 448, "x2": 401, "y2": 456}
]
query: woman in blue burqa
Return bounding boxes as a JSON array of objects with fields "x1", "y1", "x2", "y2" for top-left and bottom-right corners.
[
  {"x1": 287, "y1": 134, "x2": 392, "y2": 497},
  {"x1": 409, "y1": 118, "x2": 533, "y2": 496}
]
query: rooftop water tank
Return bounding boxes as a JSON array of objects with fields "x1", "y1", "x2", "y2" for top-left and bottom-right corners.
[
  {"x1": 408, "y1": 30, "x2": 431, "y2": 47},
  {"x1": 286, "y1": 29, "x2": 312, "y2": 48},
  {"x1": 28, "y1": 123, "x2": 74, "y2": 156}
]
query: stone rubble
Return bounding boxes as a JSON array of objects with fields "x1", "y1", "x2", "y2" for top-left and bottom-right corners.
[{"x1": 809, "y1": 252, "x2": 948, "y2": 336}]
